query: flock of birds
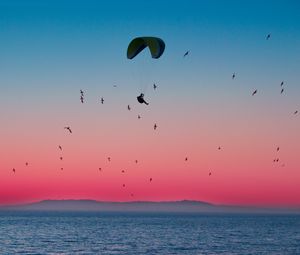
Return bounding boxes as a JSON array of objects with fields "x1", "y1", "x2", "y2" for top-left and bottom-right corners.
[{"x1": 10, "y1": 33, "x2": 298, "y2": 196}]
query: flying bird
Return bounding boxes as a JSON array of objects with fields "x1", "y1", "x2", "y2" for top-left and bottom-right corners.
[
  {"x1": 153, "y1": 83, "x2": 157, "y2": 90},
  {"x1": 252, "y1": 90, "x2": 257, "y2": 96},
  {"x1": 232, "y1": 73, "x2": 236, "y2": 79},
  {"x1": 60, "y1": 157, "x2": 63, "y2": 161},
  {"x1": 127, "y1": 105, "x2": 131, "y2": 111},
  {"x1": 266, "y1": 34, "x2": 271, "y2": 40},
  {"x1": 99, "y1": 168, "x2": 102, "y2": 171},
  {"x1": 138, "y1": 115, "x2": 141, "y2": 119},
  {"x1": 25, "y1": 162, "x2": 28, "y2": 166},
  {"x1": 80, "y1": 89, "x2": 84, "y2": 95},
  {"x1": 135, "y1": 160, "x2": 138, "y2": 164},
  {"x1": 64, "y1": 127, "x2": 72, "y2": 133},
  {"x1": 185, "y1": 157, "x2": 188, "y2": 161},
  {"x1": 183, "y1": 51, "x2": 189, "y2": 57},
  {"x1": 276, "y1": 147, "x2": 280, "y2": 152},
  {"x1": 121, "y1": 170, "x2": 125, "y2": 173},
  {"x1": 218, "y1": 146, "x2": 221, "y2": 150},
  {"x1": 154, "y1": 123, "x2": 157, "y2": 130},
  {"x1": 209, "y1": 172, "x2": 212, "y2": 176},
  {"x1": 107, "y1": 157, "x2": 111, "y2": 162},
  {"x1": 281, "y1": 88, "x2": 284, "y2": 94},
  {"x1": 58, "y1": 145, "x2": 62, "y2": 151},
  {"x1": 280, "y1": 81, "x2": 284, "y2": 86},
  {"x1": 101, "y1": 97, "x2": 104, "y2": 104},
  {"x1": 61, "y1": 167, "x2": 64, "y2": 171},
  {"x1": 294, "y1": 110, "x2": 298, "y2": 115},
  {"x1": 123, "y1": 184, "x2": 126, "y2": 187},
  {"x1": 80, "y1": 96, "x2": 84, "y2": 103},
  {"x1": 149, "y1": 178, "x2": 152, "y2": 182},
  {"x1": 12, "y1": 168, "x2": 16, "y2": 173}
]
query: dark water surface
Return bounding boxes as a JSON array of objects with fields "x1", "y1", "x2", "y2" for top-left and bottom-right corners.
[{"x1": 0, "y1": 212, "x2": 299, "y2": 254}]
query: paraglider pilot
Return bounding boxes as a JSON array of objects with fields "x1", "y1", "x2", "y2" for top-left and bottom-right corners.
[{"x1": 137, "y1": 93, "x2": 149, "y2": 105}]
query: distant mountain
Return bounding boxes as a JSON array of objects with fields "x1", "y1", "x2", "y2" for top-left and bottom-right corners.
[{"x1": 1, "y1": 200, "x2": 300, "y2": 214}]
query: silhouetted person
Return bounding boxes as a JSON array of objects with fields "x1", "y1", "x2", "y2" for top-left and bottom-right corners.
[{"x1": 137, "y1": 93, "x2": 149, "y2": 105}]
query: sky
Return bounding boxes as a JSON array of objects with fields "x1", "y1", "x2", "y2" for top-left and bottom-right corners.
[{"x1": 0, "y1": 0, "x2": 300, "y2": 207}]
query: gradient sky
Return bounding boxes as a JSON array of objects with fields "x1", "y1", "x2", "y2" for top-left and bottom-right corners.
[{"x1": 0, "y1": 0, "x2": 300, "y2": 206}]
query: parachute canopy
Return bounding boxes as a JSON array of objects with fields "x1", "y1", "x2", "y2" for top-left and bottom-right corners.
[{"x1": 127, "y1": 37, "x2": 165, "y2": 59}]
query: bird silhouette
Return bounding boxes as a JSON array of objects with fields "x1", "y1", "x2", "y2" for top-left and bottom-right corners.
[
  {"x1": 154, "y1": 124, "x2": 157, "y2": 130},
  {"x1": 294, "y1": 110, "x2": 298, "y2": 115},
  {"x1": 266, "y1": 34, "x2": 271, "y2": 40},
  {"x1": 99, "y1": 167, "x2": 102, "y2": 171},
  {"x1": 135, "y1": 160, "x2": 138, "y2": 164},
  {"x1": 64, "y1": 127, "x2": 72, "y2": 133},
  {"x1": 183, "y1": 51, "x2": 189, "y2": 57},
  {"x1": 127, "y1": 105, "x2": 131, "y2": 111},
  {"x1": 61, "y1": 167, "x2": 64, "y2": 171},
  {"x1": 281, "y1": 88, "x2": 284, "y2": 94},
  {"x1": 153, "y1": 83, "x2": 157, "y2": 90},
  {"x1": 80, "y1": 89, "x2": 84, "y2": 95},
  {"x1": 185, "y1": 157, "x2": 188, "y2": 161},
  {"x1": 25, "y1": 162, "x2": 28, "y2": 166},
  {"x1": 60, "y1": 157, "x2": 63, "y2": 161},
  {"x1": 123, "y1": 184, "x2": 126, "y2": 187},
  {"x1": 101, "y1": 97, "x2": 104, "y2": 104},
  {"x1": 80, "y1": 96, "x2": 84, "y2": 103},
  {"x1": 218, "y1": 146, "x2": 221, "y2": 150},
  {"x1": 12, "y1": 168, "x2": 16, "y2": 173},
  {"x1": 122, "y1": 170, "x2": 125, "y2": 173},
  {"x1": 277, "y1": 147, "x2": 280, "y2": 152},
  {"x1": 232, "y1": 73, "x2": 236, "y2": 79},
  {"x1": 107, "y1": 157, "x2": 111, "y2": 162},
  {"x1": 280, "y1": 81, "x2": 284, "y2": 86},
  {"x1": 209, "y1": 172, "x2": 212, "y2": 176},
  {"x1": 252, "y1": 90, "x2": 257, "y2": 96},
  {"x1": 149, "y1": 178, "x2": 152, "y2": 182},
  {"x1": 138, "y1": 115, "x2": 141, "y2": 119},
  {"x1": 58, "y1": 145, "x2": 62, "y2": 151}
]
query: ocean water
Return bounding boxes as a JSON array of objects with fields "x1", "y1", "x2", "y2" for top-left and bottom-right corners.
[{"x1": 0, "y1": 212, "x2": 299, "y2": 254}]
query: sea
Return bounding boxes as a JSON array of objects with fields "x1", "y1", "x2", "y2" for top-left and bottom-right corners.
[{"x1": 0, "y1": 212, "x2": 299, "y2": 254}]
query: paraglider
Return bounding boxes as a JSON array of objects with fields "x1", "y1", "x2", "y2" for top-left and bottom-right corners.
[
  {"x1": 137, "y1": 93, "x2": 149, "y2": 105},
  {"x1": 127, "y1": 37, "x2": 165, "y2": 104}
]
